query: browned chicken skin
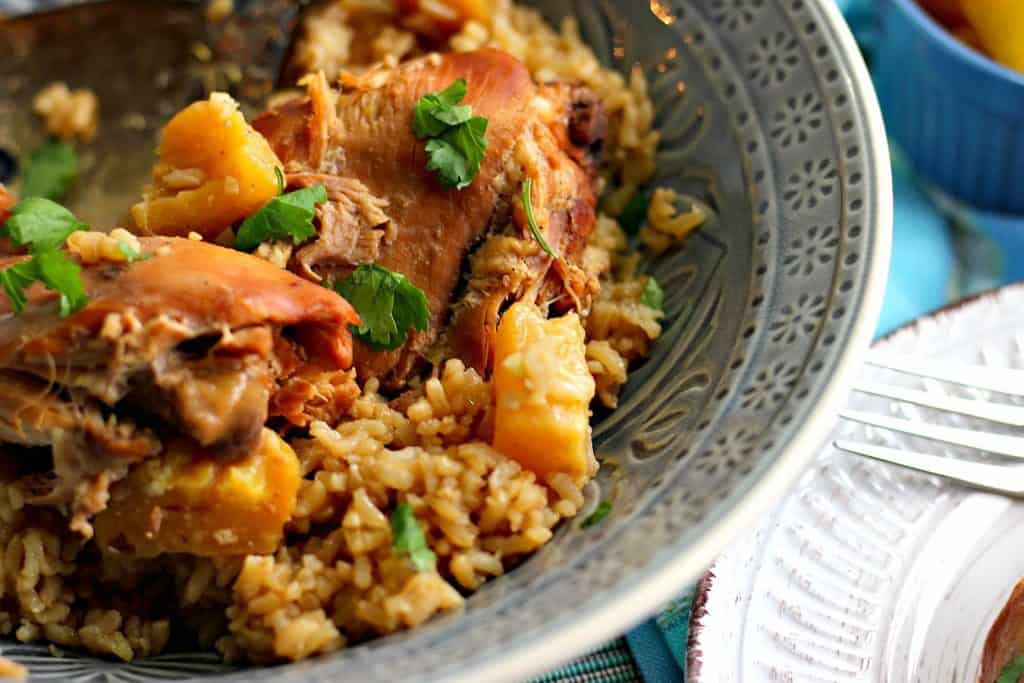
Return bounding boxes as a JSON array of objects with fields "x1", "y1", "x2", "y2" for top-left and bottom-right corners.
[
  {"x1": 0, "y1": 237, "x2": 359, "y2": 535},
  {"x1": 253, "y1": 49, "x2": 605, "y2": 383}
]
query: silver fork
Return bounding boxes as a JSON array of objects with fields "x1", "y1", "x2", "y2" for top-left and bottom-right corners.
[{"x1": 834, "y1": 352, "x2": 1024, "y2": 497}]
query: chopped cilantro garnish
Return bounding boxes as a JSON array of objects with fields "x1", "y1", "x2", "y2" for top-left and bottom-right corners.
[
  {"x1": 117, "y1": 241, "x2": 149, "y2": 262},
  {"x1": 0, "y1": 261, "x2": 36, "y2": 313},
  {"x1": 582, "y1": 501, "x2": 612, "y2": 528},
  {"x1": 1, "y1": 197, "x2": 88, "y2": 252},
  {"x1": 641, "y1": 276, "x2": 664, "y2": 311},
  {"x1": 333, "y1": 264, "x2": 430, "y2": 351},
  {"x1": 998, "y1": 654, "x2": 1024, "y2": 683},
  {"x1": 35, "y1": 250, "x2": 88, "y2": 317},
  {"x1": 618, "y1": 192, "x2": 650, "y2": 234},
  {"x1": 233, "y1": 184, "x2": 328, "y2": 252},
  {"x1": 391, "y1": 503, "x2": 436, "y2": 572},
  {"x1": 20, "y1": 140, "x2": 79, "y2": 202},
  {"x1": 413, "y1": 79, "x2": 473, "y2": 138},
  {"x1": 0, "y1": 249, "x2": 87, "y2": 317},
  {"x1": 522, "y1": 178, "x2": 559, "y2": 261},
  {"x1": 413, "y1": 80, "x2": 489, "y2": 190},
  {"x1": 0, "y1": 198, "x2": 90, "y2": 317}
]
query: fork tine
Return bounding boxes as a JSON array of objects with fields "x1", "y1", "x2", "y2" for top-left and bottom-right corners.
[
  {"x1": 866, "y1": 354, "x2": 1024, "y2": 397},
  {"x1": 853, "y1": 382, "x2": 1024, "y2": 427},
  {"x1": 839, "y1": 409, "x2": 1024, "y2": 459},
  {"x1": 834, "y1": 440, "x2": 1024, "y2": 496}
]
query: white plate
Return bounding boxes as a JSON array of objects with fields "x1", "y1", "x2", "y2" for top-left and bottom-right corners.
[{"x1": 690, "y1": 284, "x2": 1024, "y2": 683}]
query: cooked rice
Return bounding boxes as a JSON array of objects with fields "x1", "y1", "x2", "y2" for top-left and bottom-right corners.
[
  {"x1": 0, "y1": 361, "x2": 584, "y2": 663},
  {"x1": 0, "y1": 0, "x2": 698, "y2": 668},
  {"x1": 32, "y1": 82, "x2": 99, "y2": 142},
  {"x1": 643, "y1": 187, "x2": 707, "y2": 255},
  {"x1": 254, "y1": 241, "x2": 294, "y2": 269},
  {"x1": 67, "y1": 229, "x2": 142, "y2": 265}
]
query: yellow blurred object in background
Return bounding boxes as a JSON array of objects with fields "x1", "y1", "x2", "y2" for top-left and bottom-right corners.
[
  {"x1": 397, "y1": 0, "x2": 499, "y2": 36},
  {"x1": 962, "y1": 0, "x2": 1024, "y2": 73}
]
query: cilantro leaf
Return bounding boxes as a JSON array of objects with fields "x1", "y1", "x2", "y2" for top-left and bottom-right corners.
[
  {"x1": 0, "y1": 199, "x2": 90, "y2": 317},
  {"x1": 0, "y1": 250, "x2": 88, "y2": 317},
  {"x1": 333, "y1": 264, "x2": 430, "y2": 351},
  {"x1": 20, "y1": 140, "x2": 79, "y2": 202},
  {"x1": 391, "y1": 503, "x2": 436, "y2": 572},
  {"x1": 425, "y1": 139, "x2": 472, "y2": 191},
  {"x1": 618, "y1": 192, "x2": 650, "y2": 234},
  {"x1": 435, "y1": 104, "x2": 473, "y2": 128},
  {"x1": 413, "y1": 80, "x2": 489, "y2": 190},
  {"x1": 425, "y1": 117, "x2": 489, "y2": 190},
  {"x1": 641, "y1": 276, "x2": 664, "y2": 311},
  {"x1": 582, "y1": 501, "x2": 612, "y2": 528},
  {"x1": 441, "y1": 116, "x2": 487, "y2": 179},
  {"x1": 522, "y1": 178, "x2": 560, "y2": 260},
  {"x1": 35, "y1": 250, "x2": 87, "y2": 317},
  {"x1": 0, "y1": 261, "x2": 38, "y2": 314},
  {"x1": 117, "y1": 241, "x2": 149, "y2": 262},
  {"x1": 413, "y1": 79, "x2": 471, "y2": 138},
  {"x1": 998, "y1": 654, "x2": 1024, "y2": 683},
  {"x1": 1, "y1": 197, "x2": 88, "y2": 252},
  {"x1": 234, "y1": 184, "x2": 327, "y2": 252}
]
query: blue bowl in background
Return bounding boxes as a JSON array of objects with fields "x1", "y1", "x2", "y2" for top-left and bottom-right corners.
[{"x1": 874, "y1": 0, "x2": 1024, "y2": 215}]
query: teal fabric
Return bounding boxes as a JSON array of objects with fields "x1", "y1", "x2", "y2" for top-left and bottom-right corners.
[
  {"x1": 531, "y1": 639, "x2": 643, "y2": 682},
  {"x1": 625, "y1": 621, "x2": 681, "y2": 683}
]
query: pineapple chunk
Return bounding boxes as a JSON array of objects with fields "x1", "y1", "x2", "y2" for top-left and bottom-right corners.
[
  {"x1": 492, "y1": 302, "x2": 596, "y2": 482},
  {"x1": 398, "y1": 0, "x2": 496, "y2": 32},
  {"x1": 429, "y1": 0, "x2": 494, "y2": 23},
  {"x1": 94, "y1": 429, "x2": 300, "y2": 558},
  {"x1": 131, "y1": 93, "x2": 282, "y2": 240}
]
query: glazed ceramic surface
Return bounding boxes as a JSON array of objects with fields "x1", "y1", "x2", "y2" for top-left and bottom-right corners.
[
  {"x1": 0, "y1": 0, "x2": 891, "y2": 680},
  {"x1": 690, "y1": 285, "x2": 1024, "y2": 683}
]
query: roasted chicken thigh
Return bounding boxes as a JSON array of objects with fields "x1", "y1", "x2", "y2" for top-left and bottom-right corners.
[
  {"x1": 252, "y1": 49, "x2": 605, "y2": 382},
  {"x1": 0, "y1": 237, "x2": 358, "y2": 538}
]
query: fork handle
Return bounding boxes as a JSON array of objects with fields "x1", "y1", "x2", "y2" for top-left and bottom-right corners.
[{"x1": 834, "y1": 440, "x2": 1024, "y2": 498}]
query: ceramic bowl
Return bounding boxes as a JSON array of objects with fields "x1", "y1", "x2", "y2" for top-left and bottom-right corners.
[{"x1": 0, "y1": 1, "x2": 891, "y2": 680}]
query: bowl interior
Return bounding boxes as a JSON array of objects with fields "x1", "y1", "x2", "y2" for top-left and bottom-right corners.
[{"x1": 0, "y1": 1, "x2": 889, "y2": 681}]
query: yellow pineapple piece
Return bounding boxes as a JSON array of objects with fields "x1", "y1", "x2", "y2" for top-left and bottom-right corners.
[
  {"x1": 131, "y1": 92, "x2": 282, "y2": 240},
  {"x1": 94, "y1": 429, "x2": 300, "y2": 558},
  {"x1": 492, "y1": 302, "x2": 596, "y2": 482},
  {"x1": 398, "y1": 0, "x2": 496, "y2": 32},
  {"x1": 434, "y1": 0, "x2": 494, "y2": 23}
]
